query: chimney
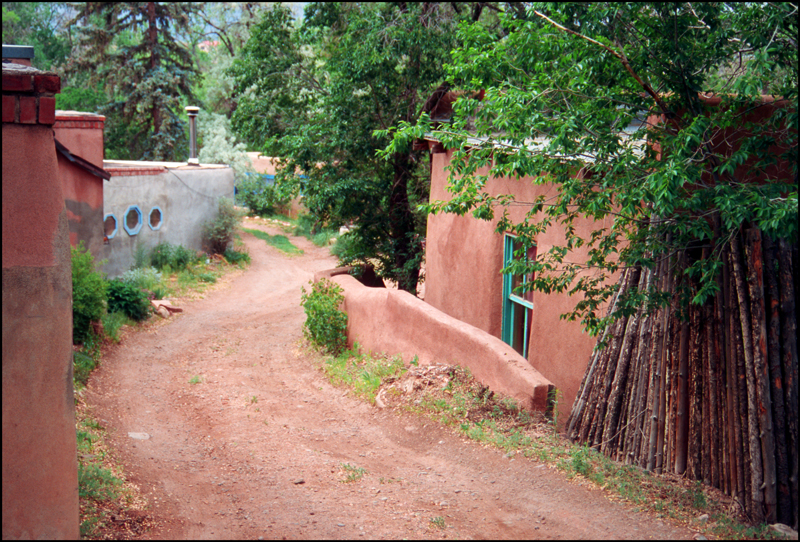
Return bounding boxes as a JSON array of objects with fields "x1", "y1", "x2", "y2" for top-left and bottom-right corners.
[
  {"x1": 185, "y1": 105, "x2": 199, "y2": 165},
  {"x1": 2, "y1": 44, "x2": 35, "y2": 67}
]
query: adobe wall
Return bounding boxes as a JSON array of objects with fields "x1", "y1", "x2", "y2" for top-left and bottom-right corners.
[
  {"x1": 2, "y1": 64, "x2": 79, "y2": 539},
  {"x1": 317, "y1": 270, "x2": 554, "y2": 412},
  {"x1": 54, "y1": 112, "x2": 107, "y2": 259},
  {"x1": 101, "y1": 162, "x2": 235, "y2": 277},
  {"x1": 425, "y1": 148, "x2": 616, "y2": 418}
]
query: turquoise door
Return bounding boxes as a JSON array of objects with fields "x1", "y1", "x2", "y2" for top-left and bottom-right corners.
[{"x1": 501, "y1": 234, "x2": 536, "y2": 358}]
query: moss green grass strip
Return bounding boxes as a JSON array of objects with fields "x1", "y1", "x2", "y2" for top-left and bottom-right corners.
[{"x1": 243, "y1": 227, "x2": 303, "y2": 255}]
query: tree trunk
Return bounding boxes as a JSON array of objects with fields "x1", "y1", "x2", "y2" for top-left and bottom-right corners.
[
  {"x1": 763, "y1": 234, "x2": 791, "y2": 524},
  {"x1": 777, "y1": 238, "x2": 797, "y2": 530},
  {"x1": 389, "y1": 153, "x2": 421, "y2": 294},
  {"x1": 688, "y1": 301, "x2": 703, "y2": 480},
  {"x1": 674, "y1": 315, "x2": 690, "y2": 475},
  {"x1": 602, "y1": 269, "x2": 647, "y2": 455},
  {"x1": 744, "y1": 228, "x2": 777, "y2": 523},
  {"x1": 147, "y1": 2, "x2": 161, "y2": 136},
  {"x1": 731, "y1": 233, "x2": 765, "y2": 522}
]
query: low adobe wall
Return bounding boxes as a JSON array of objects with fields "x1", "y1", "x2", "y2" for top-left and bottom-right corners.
[{"x1": 314, "y1": 269, "x2": 554, "y2": 412}]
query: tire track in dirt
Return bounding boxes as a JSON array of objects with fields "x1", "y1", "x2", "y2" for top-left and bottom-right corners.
[{"x1": 85, "y1": 219, "x2": 693, "y2": 539}]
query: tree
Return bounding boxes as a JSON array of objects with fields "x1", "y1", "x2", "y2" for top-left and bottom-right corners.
[
  {"x1": 2, "y1": 2, "x2": 73, "y2": 71},
  {"x1": 68, "y1": 2, "x2": 201, "y2": 161},
  {"x1": 384, "y1": 2, "x2": 796, "y2": 526},
  {"x1": 230, "y1": 2, "x2": 469, "y2": 293},
  {"x1": 388, "y1": 1, "x2": 797, "y2": 333}
]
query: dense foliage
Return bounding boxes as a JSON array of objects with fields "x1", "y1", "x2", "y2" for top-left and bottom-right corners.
[
  {"x1": 106, "y1": 279, "x2": 152, "y2": 322},
  {"x1": 386, "y1": 2, "x2": 797, "y2": 334},
  {"x1": 67, "y1": 2, "x2": 200, "y2": 161},
  {"x1": 71, "y1": 241, "x2": 107, "y2": 344},
  {"x1": 202, "y1": 197, "x2": 240, "y2": 254},
  {"x1": 229, "y1": 3, "x2": 470, "y2": 293},
  {"x1": 300, "y1": 278, "x2": 348, "y2": 356}
]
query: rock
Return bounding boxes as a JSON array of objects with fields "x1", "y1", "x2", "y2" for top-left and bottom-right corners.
[
  {"x1": 293, "y1": 479, "x2": 305, "y2": 485},
  {"x1": 692, "y1": 535, "x2": 708, "y2": 540},
  {"x1": 157, "y1": 306, "x2": 171, "y2": 318},
  {"x1": 770, "y1": 524, "x2": 799, "y2": 540},
  {"x1": 697, "y1": 514, "x2": 709, "y2": 523},
  {"x1": 128, "y1": 432, "x2": 150, "y2": 440}
]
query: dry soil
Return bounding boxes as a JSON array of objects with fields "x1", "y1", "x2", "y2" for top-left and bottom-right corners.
[{"x1": 84, "y1": 218, "x2": 694, "y2": 539}]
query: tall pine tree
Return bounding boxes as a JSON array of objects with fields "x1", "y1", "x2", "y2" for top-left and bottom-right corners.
[{"x1": 69, "y1": 2, "x2": 200, "y2": 160}]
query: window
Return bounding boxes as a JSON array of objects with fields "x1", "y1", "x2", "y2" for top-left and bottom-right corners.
[
  {"x1": 501, "y1": 234, "x2": 536, "y2": 358},
  {"x1": 148, "y1": 206, "x2": 163, "y2": 230},
  {"x1": 123, "y1": 205, "x2": 143, "y2": 236},
  {"x1": 103, "y1": 213, "x2": 118, "y2": 239}
]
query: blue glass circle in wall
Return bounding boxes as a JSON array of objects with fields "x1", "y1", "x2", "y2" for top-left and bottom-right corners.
[{"x1": 123, "y1": 205, "x2": 143, "y2": 236}]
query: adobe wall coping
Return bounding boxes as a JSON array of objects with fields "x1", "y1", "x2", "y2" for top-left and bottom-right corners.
[{"x1": 315, "y1": 270, "x2": 555, "y2": 412}]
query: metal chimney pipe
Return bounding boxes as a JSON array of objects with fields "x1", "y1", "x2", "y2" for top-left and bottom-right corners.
[{"x1": 185, "y1": 106, "x2": 200, "y2": 165}]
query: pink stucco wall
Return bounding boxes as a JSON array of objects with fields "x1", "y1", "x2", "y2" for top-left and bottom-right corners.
[
  {"x1": 2, "y1": 65, "x2": 79, "y2": 539},
  {"x1": 424, "y1": 148, "x2": 617, "y2": 420},
  {"x1": 54, "y1": 111, "x2": 106, "y2": 258},
  {"x1": 316, "y1": 270, "x2": 554, "y2": 412}
]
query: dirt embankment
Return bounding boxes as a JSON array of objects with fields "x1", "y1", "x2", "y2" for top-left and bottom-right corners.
[{"x1": 85, "y1": 219, "x2": 693, "y2": 539}]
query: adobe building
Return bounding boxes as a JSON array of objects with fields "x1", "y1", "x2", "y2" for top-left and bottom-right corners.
[
  {"x1": 54, "y1": 110, "x2": 111, "y2": 259},
  {"x1": 421, "y1": 144, "x2": 611, "y2": 420},
  {"x1": 2, "y1": 54, "x2": 80, "y2": 538}
]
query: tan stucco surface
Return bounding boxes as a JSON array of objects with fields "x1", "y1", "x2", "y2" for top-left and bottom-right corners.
[
  {"x1": 321, "y1": 271, "x2": 554, "y2": 412},
  {"x1": 424, "y1": 149, "x2": 617, "y2": 418},
  {"x1": 2, "y1": 123, "x2": 79, "y2": 539}
]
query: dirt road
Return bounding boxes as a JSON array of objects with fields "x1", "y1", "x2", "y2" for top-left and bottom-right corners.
[{"x1": 85, "y1": 219, "x2": 693, "y2": 539}]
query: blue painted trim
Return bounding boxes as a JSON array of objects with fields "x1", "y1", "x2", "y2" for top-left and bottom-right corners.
[
  {"x1": 123, "y1": 205, "x2": 143, "y2": 236},
  {"x1": 148, "y1": 206, "x2": 164, "y2": 231},
  {"x1": 104, "y1": 213, "x2": 118, "y2": 239}
]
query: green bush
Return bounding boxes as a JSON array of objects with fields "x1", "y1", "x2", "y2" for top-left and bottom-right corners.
[
  {"x1": 223, "y1": 248, "x2": 251, "y2": 265},
  {"x1": 118, "y1": 266, "x2": 162, "y2": 290},
  {"x1": 72, "y1": 242, "x2": 107, "y2": 344},
  {"x1": 236, "y1": 175, "x2": 288, "y2": 217},
  {"x1": 73, "y1": 350, "x2": 98, "y2": 387},
  {"x1": 106, "y1": 279, "x2": 151, "y2": 321},
  {"x1": 149, "y1": 242, "x2": 173, "y2": 269},
  {"x1": 100, "y1": 311, "x2": 131, "y2": 344},
  {"x1": 202, "y1": 197, "x2": 240, "y2": 254},
  {"x1": 300, "y1": 278, "x2": 348, "y2": 355}
]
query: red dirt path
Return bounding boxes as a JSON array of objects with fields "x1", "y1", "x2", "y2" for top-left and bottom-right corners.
[{"x1": 84, "y1": 219, "x2": 694, "y2": 539}]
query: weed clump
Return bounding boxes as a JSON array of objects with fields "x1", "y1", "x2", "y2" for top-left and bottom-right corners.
[
  {"x1": 300, "y1": 278, "x2": 347, "y2": 355},
  {"x1": 106, "y1": 279, "x2": 151, "y2": 321},
  {"x1": 71, "y1": 241, "x2": 107, "y2": 344},
  {"x1": 202, "y1": 197, "x2": 240, "y2": 254}
]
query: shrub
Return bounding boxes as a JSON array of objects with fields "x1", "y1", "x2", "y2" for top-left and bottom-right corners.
[
  {"x1": 223, "y1": 248, "x2": 251, "y2": 265},
  {"x1": 202, "y1": 197, "x2": 240, "y2": 254},
  {"x1": 118, "y1": 266, "x2": 162, "y2": 290},
  {"x1": 149, "y1": 242, "x2": 173, "y2": 269},
  {"x1": 101, "y1": 311, "x2": 131, "y2": 344},
  {"x1": 300, "y1": 278, "x2": 348, "y2": 355},
  {"x1": 72, "y1": 241, "x2": 107, "y2": 344},
  {"x1": 236, "y1": 175, "x2": 288, "y2": 217},
  {"x1": 106, "y1": 279, "x2": 151, "y2": 321},
  {"x1": 172, "y1": 244, "x2": 197, "y2": 269}
]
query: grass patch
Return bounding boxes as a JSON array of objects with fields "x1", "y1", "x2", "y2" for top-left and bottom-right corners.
[
  {"x1": 321, "y1": 345, "x2": 406, "y2": 403},
  {"x1": 310, "y1": 346, "x2": 779, "y2": 541},
  {"x1": 75, "y1": 402, "x2": 146, "y2": 539},
  {"x1": 243, "y1": 227, "x2": 303, "y2": 255}
]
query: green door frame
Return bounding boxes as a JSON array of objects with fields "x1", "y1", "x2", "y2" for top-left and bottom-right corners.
[{"x1": 501, "y1": 234, "x2": 535, "y2": 358}]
